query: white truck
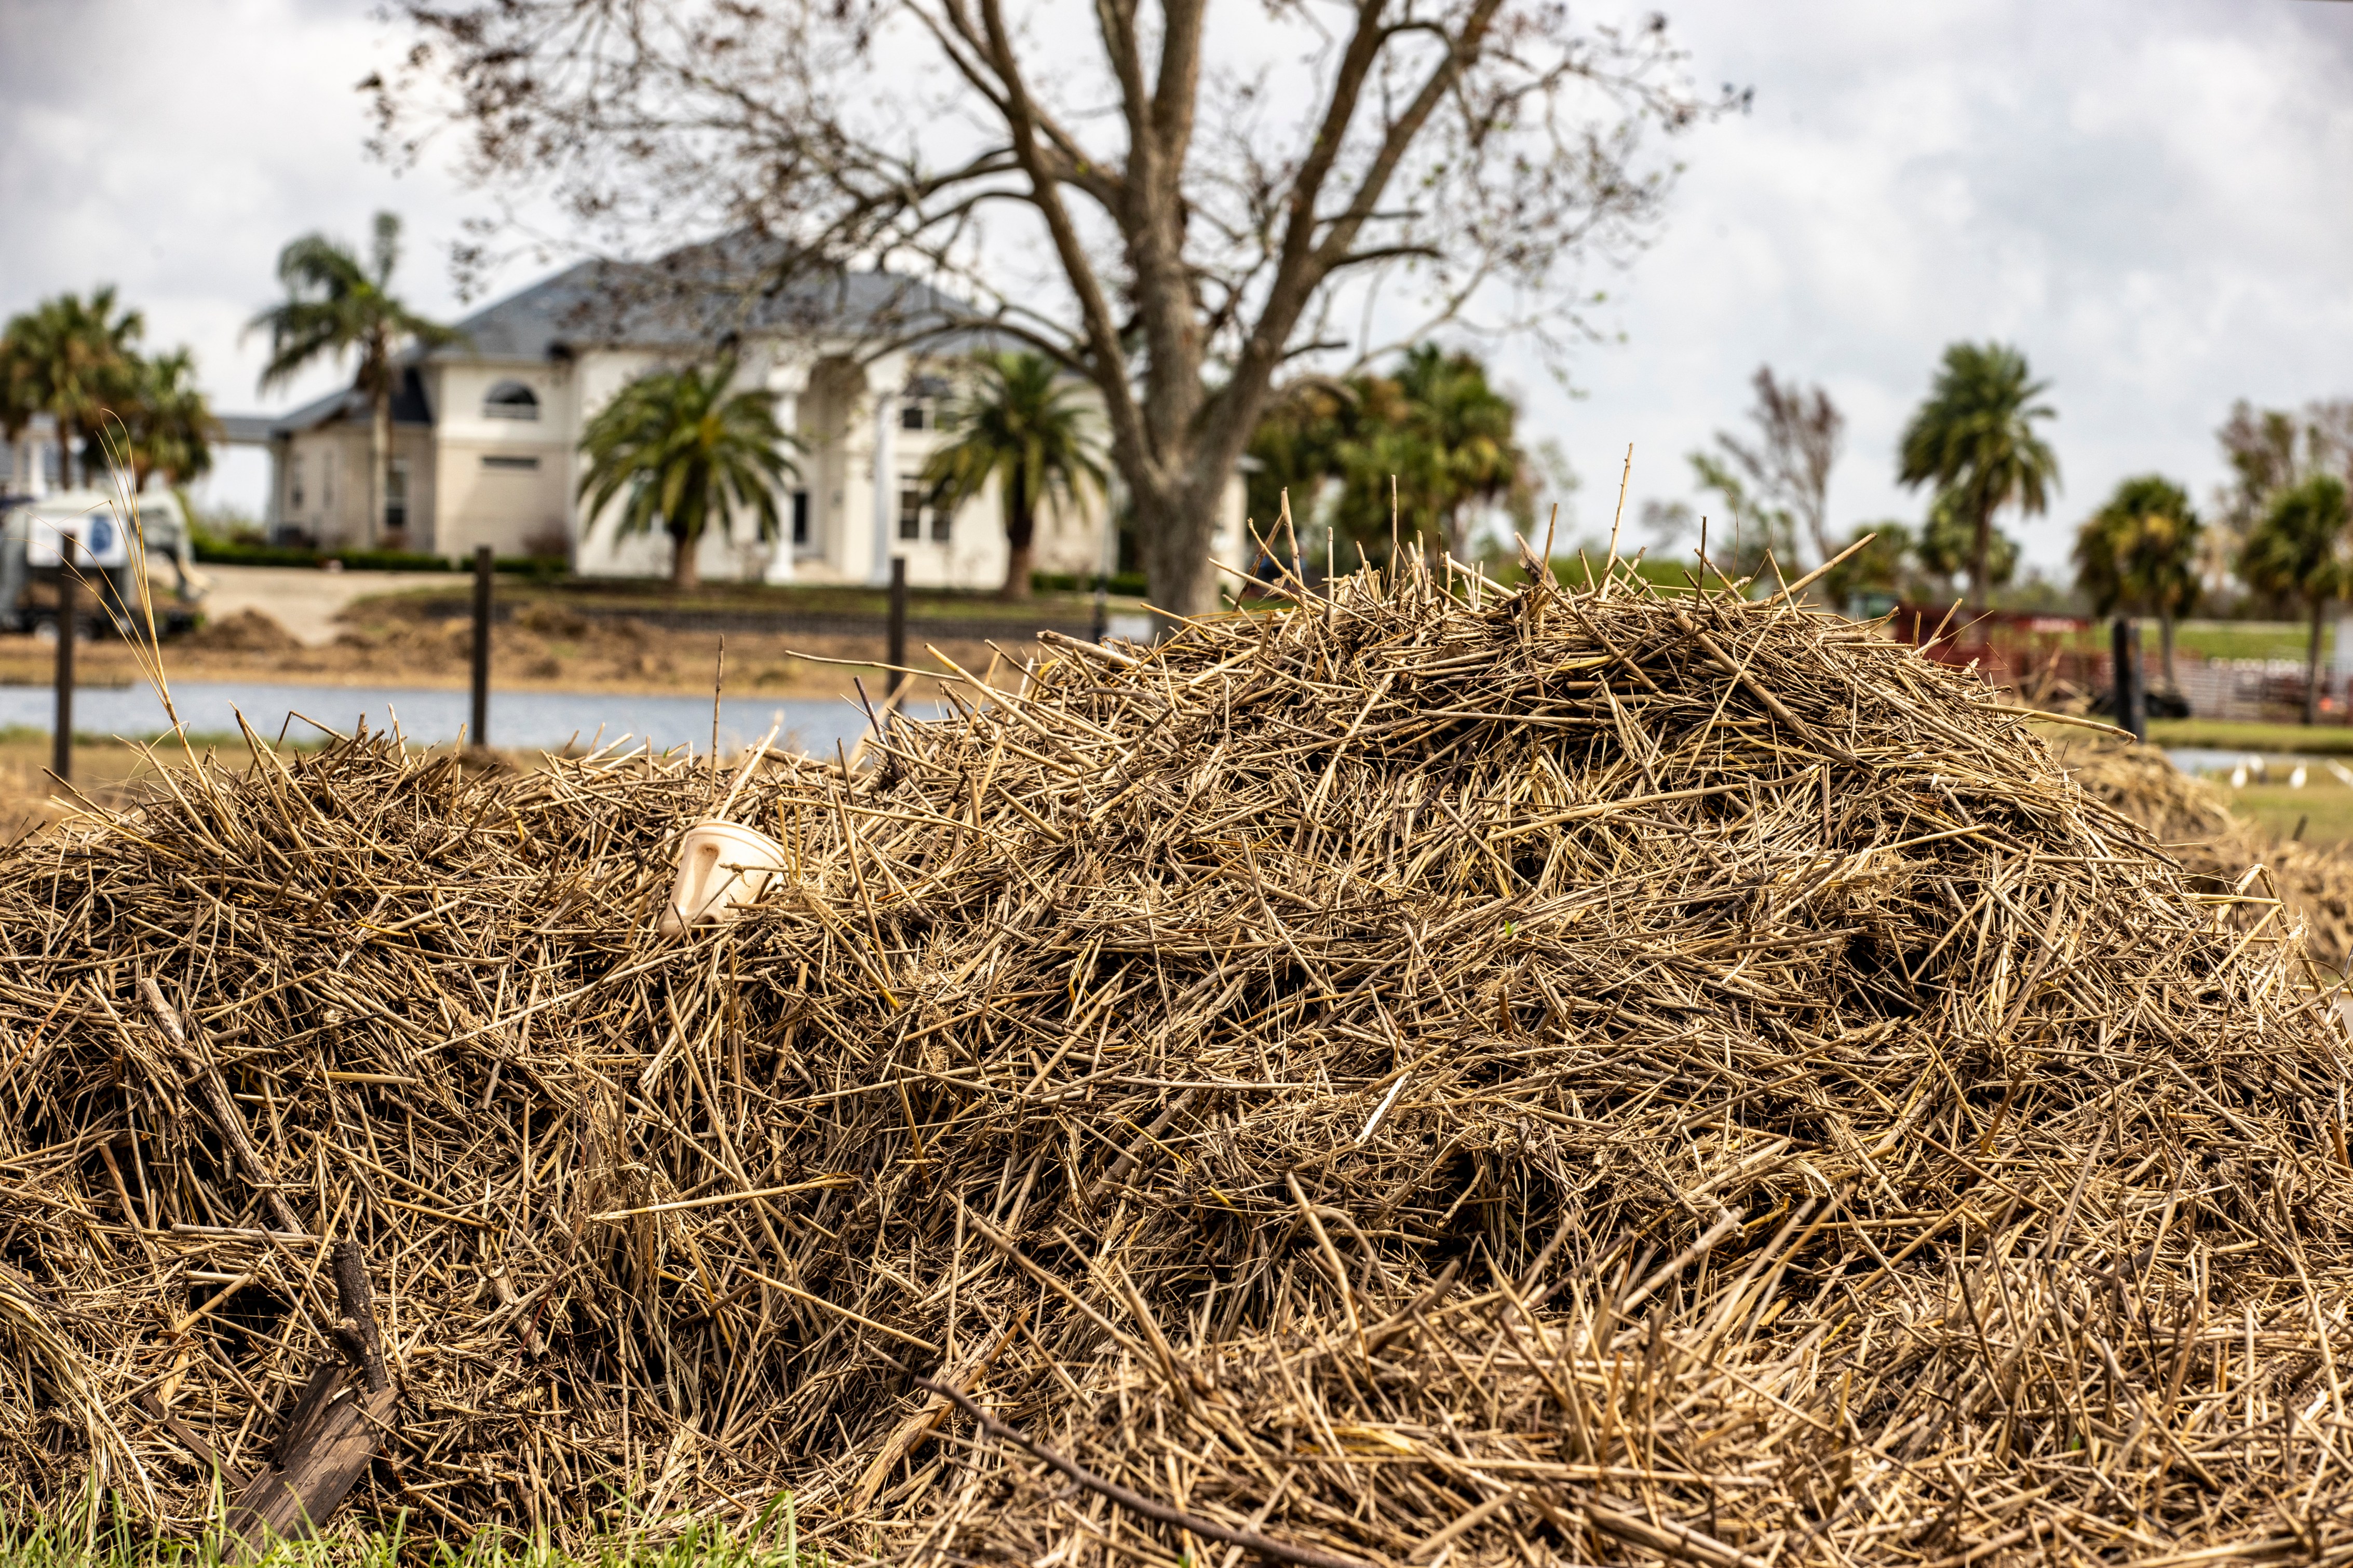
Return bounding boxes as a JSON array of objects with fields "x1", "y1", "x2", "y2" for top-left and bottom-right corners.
[{"x1": 0, "y1": 489, "x2": 207, "y2": 635}]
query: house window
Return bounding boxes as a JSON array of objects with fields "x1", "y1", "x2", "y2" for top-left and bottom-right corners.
[
  {"x1": 483, "y1": 455, "x2": 541, "y2": 472},
  {"x1": 385, "y1": 459, "x2": 410, "y2": 533},
  {"x1": 484, "y1": 381, "x2": 540, "y2": 420},
  {"x1": 791, "y1": 490, "x2": 810, "y2": 548},
  {"x1": 929, "y1": 500, "x2": 951, "y2": 544},
  {"x1": 288, "y1": 457, "x2": 306, "y2": 513},
  {"x1": 898, "y1": 485, "x2": 924, "y2": 541},
  {"x1": 900, "y1": 402, "x2": 927, "y2": 431}
]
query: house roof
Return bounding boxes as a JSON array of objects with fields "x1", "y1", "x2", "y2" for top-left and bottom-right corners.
[
  {"x1": 432, "y1": 247, "x2": 1005, "y2": 364},
  {"x1": 213, "y1": 414, "x2": 278, "y2": 445},
  {"x1": 266, "y1": 367, "x2": 434, "y2": 438},
  {"x1": 263, "y1": 241, "x2": 1015, "y2": 434}
]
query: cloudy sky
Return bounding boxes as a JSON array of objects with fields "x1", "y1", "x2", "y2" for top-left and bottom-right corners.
[{"x1": 2, "y1": 0, "x2": 2348, "y2": 579}]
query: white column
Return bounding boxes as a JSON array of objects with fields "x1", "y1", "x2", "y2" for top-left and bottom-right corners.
[
  {"x1": 869, "y1": 375, "x2": 896, "y2": 588},
  {"x1": 264, "y1": 442, "x2": 284, "y2": 535},
  {"x1": 763, "y1": 362, "x2": 806, "y2": 585}
]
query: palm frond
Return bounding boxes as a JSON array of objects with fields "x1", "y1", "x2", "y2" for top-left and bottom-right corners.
[{"x1": 577, "y1": 357, "x2": 801, "y2": 574}]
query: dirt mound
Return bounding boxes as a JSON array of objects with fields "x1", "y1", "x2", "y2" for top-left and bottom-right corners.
[
  {"x1": 5, "y1": 560, "x2": 2353, "y2": 1564},
  {"x1": 179, "y1": 607, "x2": 305, "y2": 654}
]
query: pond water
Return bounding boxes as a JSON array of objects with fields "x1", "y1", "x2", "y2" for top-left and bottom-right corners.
[
  {"x1": 18, "y1": 685, "x2": 2334, "y2": 784},
  {"x1": 0, "y1": 678, "x2": 915, "y2": 757},
  {"x1": 2163, "y1": 748, "x2": 2353, "y2": 785}
]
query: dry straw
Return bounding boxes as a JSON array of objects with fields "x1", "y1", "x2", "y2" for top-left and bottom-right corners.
[
  {"x1": 2060, "y1": 731, "x2": 2353, "y2": 976},
  {"x1": 5, "y1": 551, "x2": 2353, "y2": 1566}
]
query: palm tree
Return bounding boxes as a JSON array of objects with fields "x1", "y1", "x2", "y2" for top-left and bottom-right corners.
[
  {"x1": 0, "y1": 287, "x2": 144, "y2": 489},
  {"x1": 1245, "y1": 377, "x2": 1354, "y2": 544},
  {"x1": 1915, "y1": 487, "x2": 2017, "y2": 594},
  {"x1": 577, "y1": 356, "x2": 800, "y2": 591},
  {"x1": 2072, "y1": 475, "x2": 2201, "y2": 689},
  {"x1": 924, "y1": 353, "x2": 1108, "y2": 599},
  {"x1": 1897, "y1": 343, "x2": 2061, "y2": 612},
  {"x1": 118, "y1": 348, "x2": 217, "y2": 492},
  {"x1": 248, "y1": 212, "x2": 457, "y2": 547},
  {"x1": 2240, "y1": 474, "x2": 2353, "y2": 725},
  {"x1": 1345, "y1": 345, "x2": 1524, "y2": 563}
]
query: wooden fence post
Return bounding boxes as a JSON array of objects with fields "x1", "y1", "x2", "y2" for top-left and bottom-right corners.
[
  {"x1": 471, "y1": 544, "x2": 494, "y2": 750},
  {"x1": 51, "y1": 532, "x2": 74, "y2": 784},
  {"x1": 887, "y1": 555, "x2": 908, "y2": 698}
]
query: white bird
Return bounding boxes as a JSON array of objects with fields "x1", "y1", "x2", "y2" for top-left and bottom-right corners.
[
  {"x1": 2292, "y1": 765, "x2": 2309, "y2": 789},
  {"x1": 2232, "y1": 765, "x2": 2249, "y2": 788}
]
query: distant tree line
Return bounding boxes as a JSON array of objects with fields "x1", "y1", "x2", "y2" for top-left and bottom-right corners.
[
  {"x1": 0, "y1": 287, "x2": 217, "y2": 495},
  {"x1": 1246, "y1": 345, "x2": 1535, "y2": 571},
  {"x1": 1628, "y1": 347, "x2": 2353, "y2": 728}
]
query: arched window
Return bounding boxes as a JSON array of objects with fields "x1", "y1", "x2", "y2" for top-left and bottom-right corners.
[{"x1": 483, "y1": 380, "x2": 540, "y2": 420}]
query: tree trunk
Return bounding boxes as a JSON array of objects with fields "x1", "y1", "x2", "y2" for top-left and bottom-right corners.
[
  {"x1": 2158, "y1": 605, "x2": 2178, "y2": 690},
  {"x1": 1136, "y1": 473, "x2": 1226, "y2": 620},
  {"x1": 370, "y1": 388, "x2": 393, "y2": 550},
  {"x1": 2307, "y1": 597, "x2": 2325, "y2": 727},
  {"x1": 58, "y1": 417, "x2": 78, "y2": 490},
  {"x1": 671, "y1": 523, "x2": 701, "y2": 592},
  {"x1": 1969, "y1": 501, "x2": 1992, "y2": 617},
  {"x1": 1805, "y1": 503, "x2": 1834, "y2": 575},
  {"x1": 999, "y1": 470, "x2": 1035, "y2": 601}
]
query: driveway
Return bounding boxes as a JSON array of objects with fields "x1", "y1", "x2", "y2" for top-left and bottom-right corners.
[{"x1": 188, "y1": 564, "x2": 455, "y2": 647}]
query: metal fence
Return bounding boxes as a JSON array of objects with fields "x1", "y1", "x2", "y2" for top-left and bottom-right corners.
[{"x1": 1884, "y1": 605, "x2": 2353, "y2": 725}]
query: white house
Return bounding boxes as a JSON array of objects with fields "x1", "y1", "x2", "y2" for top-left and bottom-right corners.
[{"x1": 261, "y1": 253, "x2": 1249, "y2": 592}]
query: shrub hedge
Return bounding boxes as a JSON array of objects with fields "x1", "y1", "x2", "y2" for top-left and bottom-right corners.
[
  {"x1": 1030, "y1": 570, "x2": 1147, "y2": 594},
  {"x1": 192, "y1": 537, "x2": 565, "y2": 578}
]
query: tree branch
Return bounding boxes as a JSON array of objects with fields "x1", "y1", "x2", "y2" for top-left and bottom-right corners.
[{"x1": 973, "y1": 0, "x2": 1151, "y2": 481}]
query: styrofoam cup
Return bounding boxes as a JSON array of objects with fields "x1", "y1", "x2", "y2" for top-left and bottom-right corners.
[{"x1": 658, "y1": 820, "x2": 791, "y2": 935}]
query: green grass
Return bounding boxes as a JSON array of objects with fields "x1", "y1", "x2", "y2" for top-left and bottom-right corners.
[
  {"x1": 2146, "y1": 718, "x2": 2353, "y2": 755},
  {"x1": 0, "y1": 1497, "x2": 828, "y2": 1568},
  {"x1": 2210, "y1": 779, "x2": 2353, "y2": 846},
  {"x1": 2169, "y1": 620, "x2": 2329, "y2": 664},
  {"x1": 192, "y1": 537, "x2": 564, "y2": 579},
  {"x1": 1488, "y1": 555, "x2": 1727, "y2": 595}
]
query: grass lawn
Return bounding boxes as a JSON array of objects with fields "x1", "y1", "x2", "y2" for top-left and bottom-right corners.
[
  {"x1": 2213, "y1": 779, "x2": 2353, "y2": 846},
  {"x1": 2169, "y1": 620, "x2": 2329, "y2": 664},
  {"x1": 0, "y1": 1510, "x2": 824, "y2": 1567},
  {"x1": 2146, "y1": 718, "x2": 2353, "y2": 755},
  {"x1": 3, "y1": 728, "x2": 259, "y2": 836}
]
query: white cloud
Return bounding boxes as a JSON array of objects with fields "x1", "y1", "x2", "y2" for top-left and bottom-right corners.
[
  {"x1": 2, "y1": 0, "x2": 2349, "y2": 570},
  {"x1": 1535, "y1": 0, "x2": 2353, "y2": 574},
  {"x1": 0, "y1": 0, "x2": 532, "y2": 514}
]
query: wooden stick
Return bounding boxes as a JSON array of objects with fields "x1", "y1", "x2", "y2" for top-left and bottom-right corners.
[{"x1": 913, "y1": 1375, "x2": 1375, "y2": 1568}]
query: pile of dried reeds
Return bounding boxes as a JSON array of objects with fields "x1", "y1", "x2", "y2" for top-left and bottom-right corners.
[
  {"x1": 8, "y1": 555, "x2": 2353, "y2": 1566},
  {"x1": 2056, "y1": 730, "x2": 2353, "y2": 974}
]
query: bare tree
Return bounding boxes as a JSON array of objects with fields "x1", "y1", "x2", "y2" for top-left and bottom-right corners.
[
  {"x1": 1705, "y1": 365, "x2": 1843, "y2": 569},
  {"x1": 370, "y1": 1, "x2": 1729, "y2": 613}
]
